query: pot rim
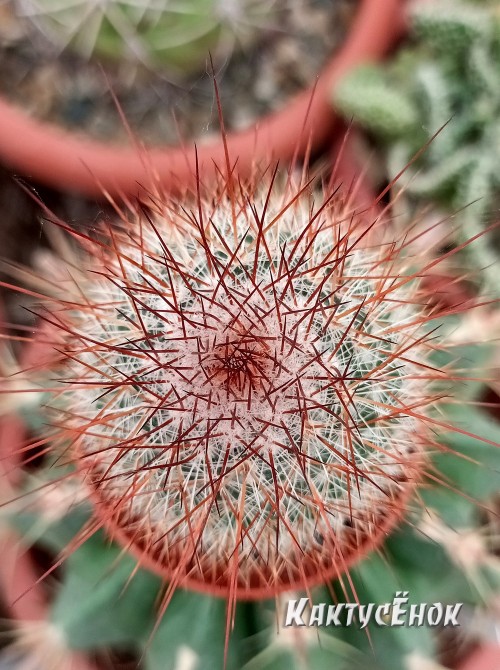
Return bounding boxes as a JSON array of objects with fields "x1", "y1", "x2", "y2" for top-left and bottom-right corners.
[{"x1": 0, "y1": 0, "x2": 405, "y2": 198}]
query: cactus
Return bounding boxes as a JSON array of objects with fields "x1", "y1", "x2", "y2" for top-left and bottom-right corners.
[
  {"x1": 1, "y1": 166, "x2": 499, "y2": 669},
  {"x1": 18, "y1": 173, "x2": 432, "y2": 598},
  {"x1": 334, "y1": 64, "x2": 420, "y2": 140},
  {"x1": 332, "y1": 0, "x2": 500, "y2": 297},
  {"x1": 13, "y1": 0, "x2": 279, "y2": 74},
  {"x1": 410, "y1": 0, "x2": 491, "y2": 53}
]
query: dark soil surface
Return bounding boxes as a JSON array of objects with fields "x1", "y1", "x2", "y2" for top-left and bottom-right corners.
[{"x1": 0, "y1": 1, "x2": 356, "y2": 145}]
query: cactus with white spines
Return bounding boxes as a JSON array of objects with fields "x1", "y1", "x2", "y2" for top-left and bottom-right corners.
[
  {"x1": 44, "y1": 179, "x2": 429, "y2": 598},
  {"x1": 0, "y1": 166, "x2": 499, "y2": 669}
]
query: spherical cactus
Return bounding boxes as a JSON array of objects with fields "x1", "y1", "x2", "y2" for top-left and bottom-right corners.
[
  {"x1": 3, "y1": 156, "x2": 500, "y2": 670},
  {"x1": 13, "y1": 0, "x2": 278, "y2": 74},
  {"x1": 29, "y1": 169, "x2": 440, "y2": 600}
]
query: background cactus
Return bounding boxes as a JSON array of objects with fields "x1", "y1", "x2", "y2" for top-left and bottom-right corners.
[
  {"x1": 1, "y1": 165, "x2": 499, "y2": 669},
  {"x1": 332, "y1": 0, "x2": 500, "y2": 298},
  {"x1": 13, "y1": 0, "x2": 280, "y2": 75}
]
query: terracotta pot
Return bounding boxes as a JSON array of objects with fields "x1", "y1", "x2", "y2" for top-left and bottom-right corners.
[{"x1": 0, "y1": 0, "x2": 406, "y2": 199}]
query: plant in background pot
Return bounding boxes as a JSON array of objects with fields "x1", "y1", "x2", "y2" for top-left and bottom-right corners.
[
  {"x1": 13, "y1": 0, "x2": 279, "y2": 74},
  {"x1": 0, "y1": 0, "x2": 405, "y2": 198},
  {"x1": 332, "y1": 0, "x2": 500, "y2": 298}
]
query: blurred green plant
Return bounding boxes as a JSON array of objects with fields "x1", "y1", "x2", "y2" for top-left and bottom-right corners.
[
  {"x1": 333, "y1": 0, "x2": 500, "y2": 296},
  {"x1": 14, "y1": 0, "x2": 279, "y2": 75}
]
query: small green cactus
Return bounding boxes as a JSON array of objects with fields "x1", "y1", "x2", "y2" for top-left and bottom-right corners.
[
  {"x1": 334, "y1": 64, "x2": 420, "y2": 140},
  {"x1": 332, "y1": 0, "x2": 500, "y2": 296},
  {"x1": 410, "y1": 0, "x2": 491, "y2": 53},
  {"x1": 14, "y1": 0, "x2": 279, "y2": 74}
]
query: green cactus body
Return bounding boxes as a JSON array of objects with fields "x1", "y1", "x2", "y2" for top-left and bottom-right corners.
[
  {"x1": 409, "y1": 0, "x2": 490, "y2": 54},
  {"x1": 333, "y1": 64, "x2": 419, "y2": 140},
  {"x1": 14, "y1": 0, "x2": 278, "y2": 74}
]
